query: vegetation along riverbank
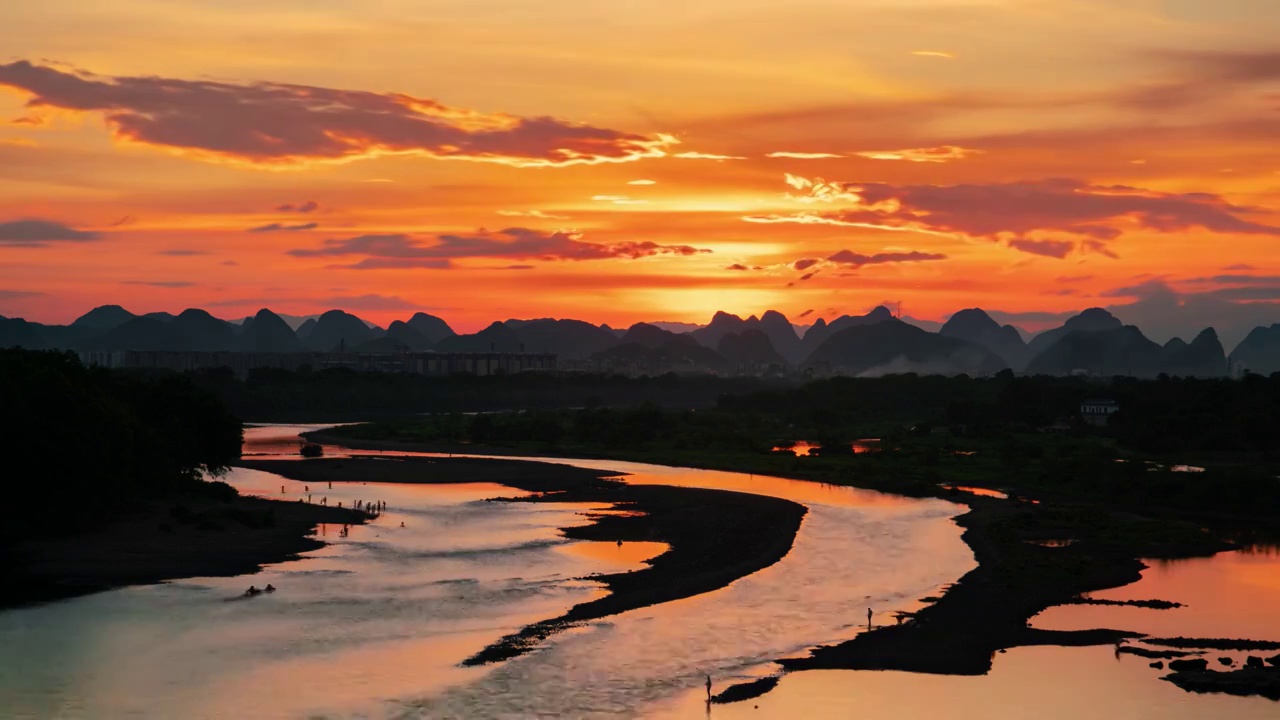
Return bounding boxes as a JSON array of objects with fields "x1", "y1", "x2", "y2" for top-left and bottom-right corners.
[{"x1": 1, "y1": 349, "x2": 365, "y2": 608}]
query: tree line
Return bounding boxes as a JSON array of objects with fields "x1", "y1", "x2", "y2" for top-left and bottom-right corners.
[{"x1": 1, "y1": 349, "x2": 243, "y2": 541}]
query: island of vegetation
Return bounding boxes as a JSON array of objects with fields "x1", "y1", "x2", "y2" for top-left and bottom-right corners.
[{"x1": 1, "y1": 349, "x2": 364, "y2": 608}]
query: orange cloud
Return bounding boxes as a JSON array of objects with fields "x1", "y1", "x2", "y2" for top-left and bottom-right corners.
[
  {"x1": 497, "y1": 210, "x2": 571, "y2": 219},
  {"x1": 764, "y1": 176, "x2": 1280, "y2": 258},
  {"x1": 592, "y1": 195, "x2": 649, "y2": 205},
  {"x1": 766, "y1": 151, "x2": 843, "y2": 159},
  {"x1": 672, "y1": 151, "x2": 745, "y2": 161},
  {"x1": 0, "y1": 60, "x2": 676, "y2": 168},
  {"x1": 854, "y1": 145, "x2": 981, "y2": 163},
  {"x1": 287, "y1": 227, "x2": 711, "y2": 269}
]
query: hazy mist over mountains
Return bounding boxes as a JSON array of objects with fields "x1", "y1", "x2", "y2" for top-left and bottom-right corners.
[{"x1": 2, "y1": 304, "x2": 1278, "y2": 377}]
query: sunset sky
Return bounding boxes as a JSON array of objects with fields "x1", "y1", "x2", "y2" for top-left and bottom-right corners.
[{"x1": 1, "y1": 0, "x2": 1277, "y2": 342}]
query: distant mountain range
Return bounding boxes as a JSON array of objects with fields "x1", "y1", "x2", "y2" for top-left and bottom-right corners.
[{"x1": 2, "y1": 304, "x2": 1278, "y2": 377}]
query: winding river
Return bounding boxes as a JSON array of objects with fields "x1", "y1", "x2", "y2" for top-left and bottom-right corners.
[{"x1": 1, "y1": 425, "x2": 1278, "y2": 719}]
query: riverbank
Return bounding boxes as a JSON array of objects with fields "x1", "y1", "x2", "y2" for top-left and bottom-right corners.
[
  {"x1": 234, "y1": 455, "x2": 807, "y2": 664},
  {"x1": 301, "y1": 430, "x2": 1252, "y2": 688},
  {"x1": 4, "y1": 493, "x2": 366, "y2": 609}
]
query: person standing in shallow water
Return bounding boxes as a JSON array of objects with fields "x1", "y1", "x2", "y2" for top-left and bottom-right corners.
[
  {"x1": 867, "y1": 607, "x2": 873, "y2": 630},
  {"x1": 705, "y1": 674, "x2": 712, "y2": 701}
]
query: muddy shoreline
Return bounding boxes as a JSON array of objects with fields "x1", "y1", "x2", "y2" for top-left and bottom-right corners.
[
  {"x1": 235, "y1": 455, "x2": 807, "y2": 665},
  {"x1": 779, "y1": 498, "x2": 1153, "y2": 674},
  {"x1": 4, "y1": 495, "x2": 366, "y2": 609},
  {"x1": 304, "y1": 431, "x2": 1258, "y2": 698}
]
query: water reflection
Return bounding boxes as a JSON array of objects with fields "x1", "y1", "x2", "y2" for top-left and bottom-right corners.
[
  {"x1": 771, "y1": 440, "x2": 881, "y2": 457},
  {"x1": 0, "y1": 425, "x2": 969, "y2": 720},
  {"x1": 939, "y1": 485, "x2": 1009, "y2": 499},
  {"x1": 561, "y1": 540, "x2": 668, "y2": 568},
  {"x1": 1037, "y1": 550, "x2": 1280, "y2": 641},
  {"x1": 647, "y1": 647, "x2": 1280, "y2": 720},
  {"x1": 5, "y1": 424, "x2": 1275, "y2": 719}
]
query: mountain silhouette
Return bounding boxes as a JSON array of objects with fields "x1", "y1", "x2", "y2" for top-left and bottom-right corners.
[
  {"x1": 756, "y1": 311, "x2": 803, "y2": 363},
  {"x1": 2, "y1": 303, "x2": 1274, "y2": 376},
  {"x1": 71, "y1": 305, "x2": 136, "y2": 332},
  {"x1": 1026, "y1": 308, "x2": 1123, "y2": 360},
  {"x1": 689, "y1": 310, "x2": 803, "y2": 362},
  {"x1": 377, "y1": 320, "x2": 434, "y2": 350},
  {"x1": 500, "y1": 319, "x2": 619, "y2": 360},
  {"x1": 0, "y1": 315, "x2": 52, "y2": 348},
  {"x1": 89, "y1": 316, "x2": 194, "y2": 351},
  {"x1": 405, "y1": 312, "x2": 456, "y2": 345},
  {"x1": 236, "y1": 309, "x2": 305, "y2": 353},
  {"x1": 1026, "y1": 325, "x2": 1165, "y2": 377},
  {"x1": 941, "y1": 308, "x2": 1028, "y2": 370},
  {"x1": 799, "y1": 306, "x2": 897, "y2": 359},
  {"x1": 434, "y1": 321, "x2": 522, "y2": 353},
  {"x1": 620, "y1": 322, "x2": 699, "y2": 349},
  {"x1": 169, "y1": 308, "x2": 238, "y2": 351},
  {"x1": 304, "y1": 309, "x2": 378, "y2": 351},
  {"x1": 1230, "y1": 324, "x2": 1280, "y2": 375},
  {"x1": 804, "y1": 319, "x2": 1008, "y2": 376},
  {"x1": 596, "y1": 338, "x2": 728, "y2": 373},
  {"x1": 717, "y1": 329, "x2": 785, "y2": 366},
  {"x1": 690, "y1": 311, "x2": 752, "y2": 348},
  {"x1": 1162, "y1": 328, "x2": 1227, "y2": 378},
  {"x1": 295, "y1": 317, "x2": 318, "y2": 342}
]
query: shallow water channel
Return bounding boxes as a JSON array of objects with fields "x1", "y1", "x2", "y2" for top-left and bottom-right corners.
[{"x1": 1, "y1": 425, "x2": 1277, "y2": 719}]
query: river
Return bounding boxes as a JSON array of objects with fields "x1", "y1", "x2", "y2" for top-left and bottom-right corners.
[{"x1": 1, "y1": 425, "x2": 1277, "y2": 718}]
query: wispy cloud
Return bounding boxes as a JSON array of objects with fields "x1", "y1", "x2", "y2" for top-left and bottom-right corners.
[
  {"x1": 741, "y1": 212, "x2": 952, "y2": 237},
  {"x1": 157, "y1": 249, "x2": 209, "y2": 256},
  {"x1": 498, "y1": 210, "x2": 570, "y2": 219},
  {"x1": 592, "y1": 195, "x2": 649, "y2": 205},
  {"x1": 672, "y1": 151, "x2": 745, "y2": 161},
  {"x1": 249, "y1": 222, "x2": 319, "y2": 233},
  {"x1": 0, "y1": 289, "x2": 45, "y2": 300},
  {"x1": 911, "y1": 51, "x2": 955, "y2": 59},
  {"x1": 766, "y1": 151, "x2": 843, "y2": 159},
  {"x1": 853, "y1": 145, "x2": 981, "y2": 163},
  {"x1": 276, "y1": 200, "x2": 319, "y2": 213},
  {"x1": 288, "y1": 228, "x2": 711, "y2": 269},
  {"x1": 320, "y1": 293, "x2": 417, "y2": 311},
  {"x1": 122, "y1": 280, "x2": 196, "y2": 288},
  {"x1": 0, "y1": 219, "x2": 101, "y2": 247},
  {"x1": 627, "y1": 179, "x2": 657, "y2": 185},
  {"x1": 826, "y1": 249, "x2": 948, "y2": 268}
]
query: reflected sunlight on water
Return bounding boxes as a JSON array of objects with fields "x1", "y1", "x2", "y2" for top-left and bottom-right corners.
[
  {"x1": 1037, "y1": 549, "x2": 1280, "y2": 641},
  {"x1": 2, "y1": 425, "x2": 1276, "y2": 719},
  {"x1": 770, "y1": 439, "x2": 880, "y2": 457}
]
